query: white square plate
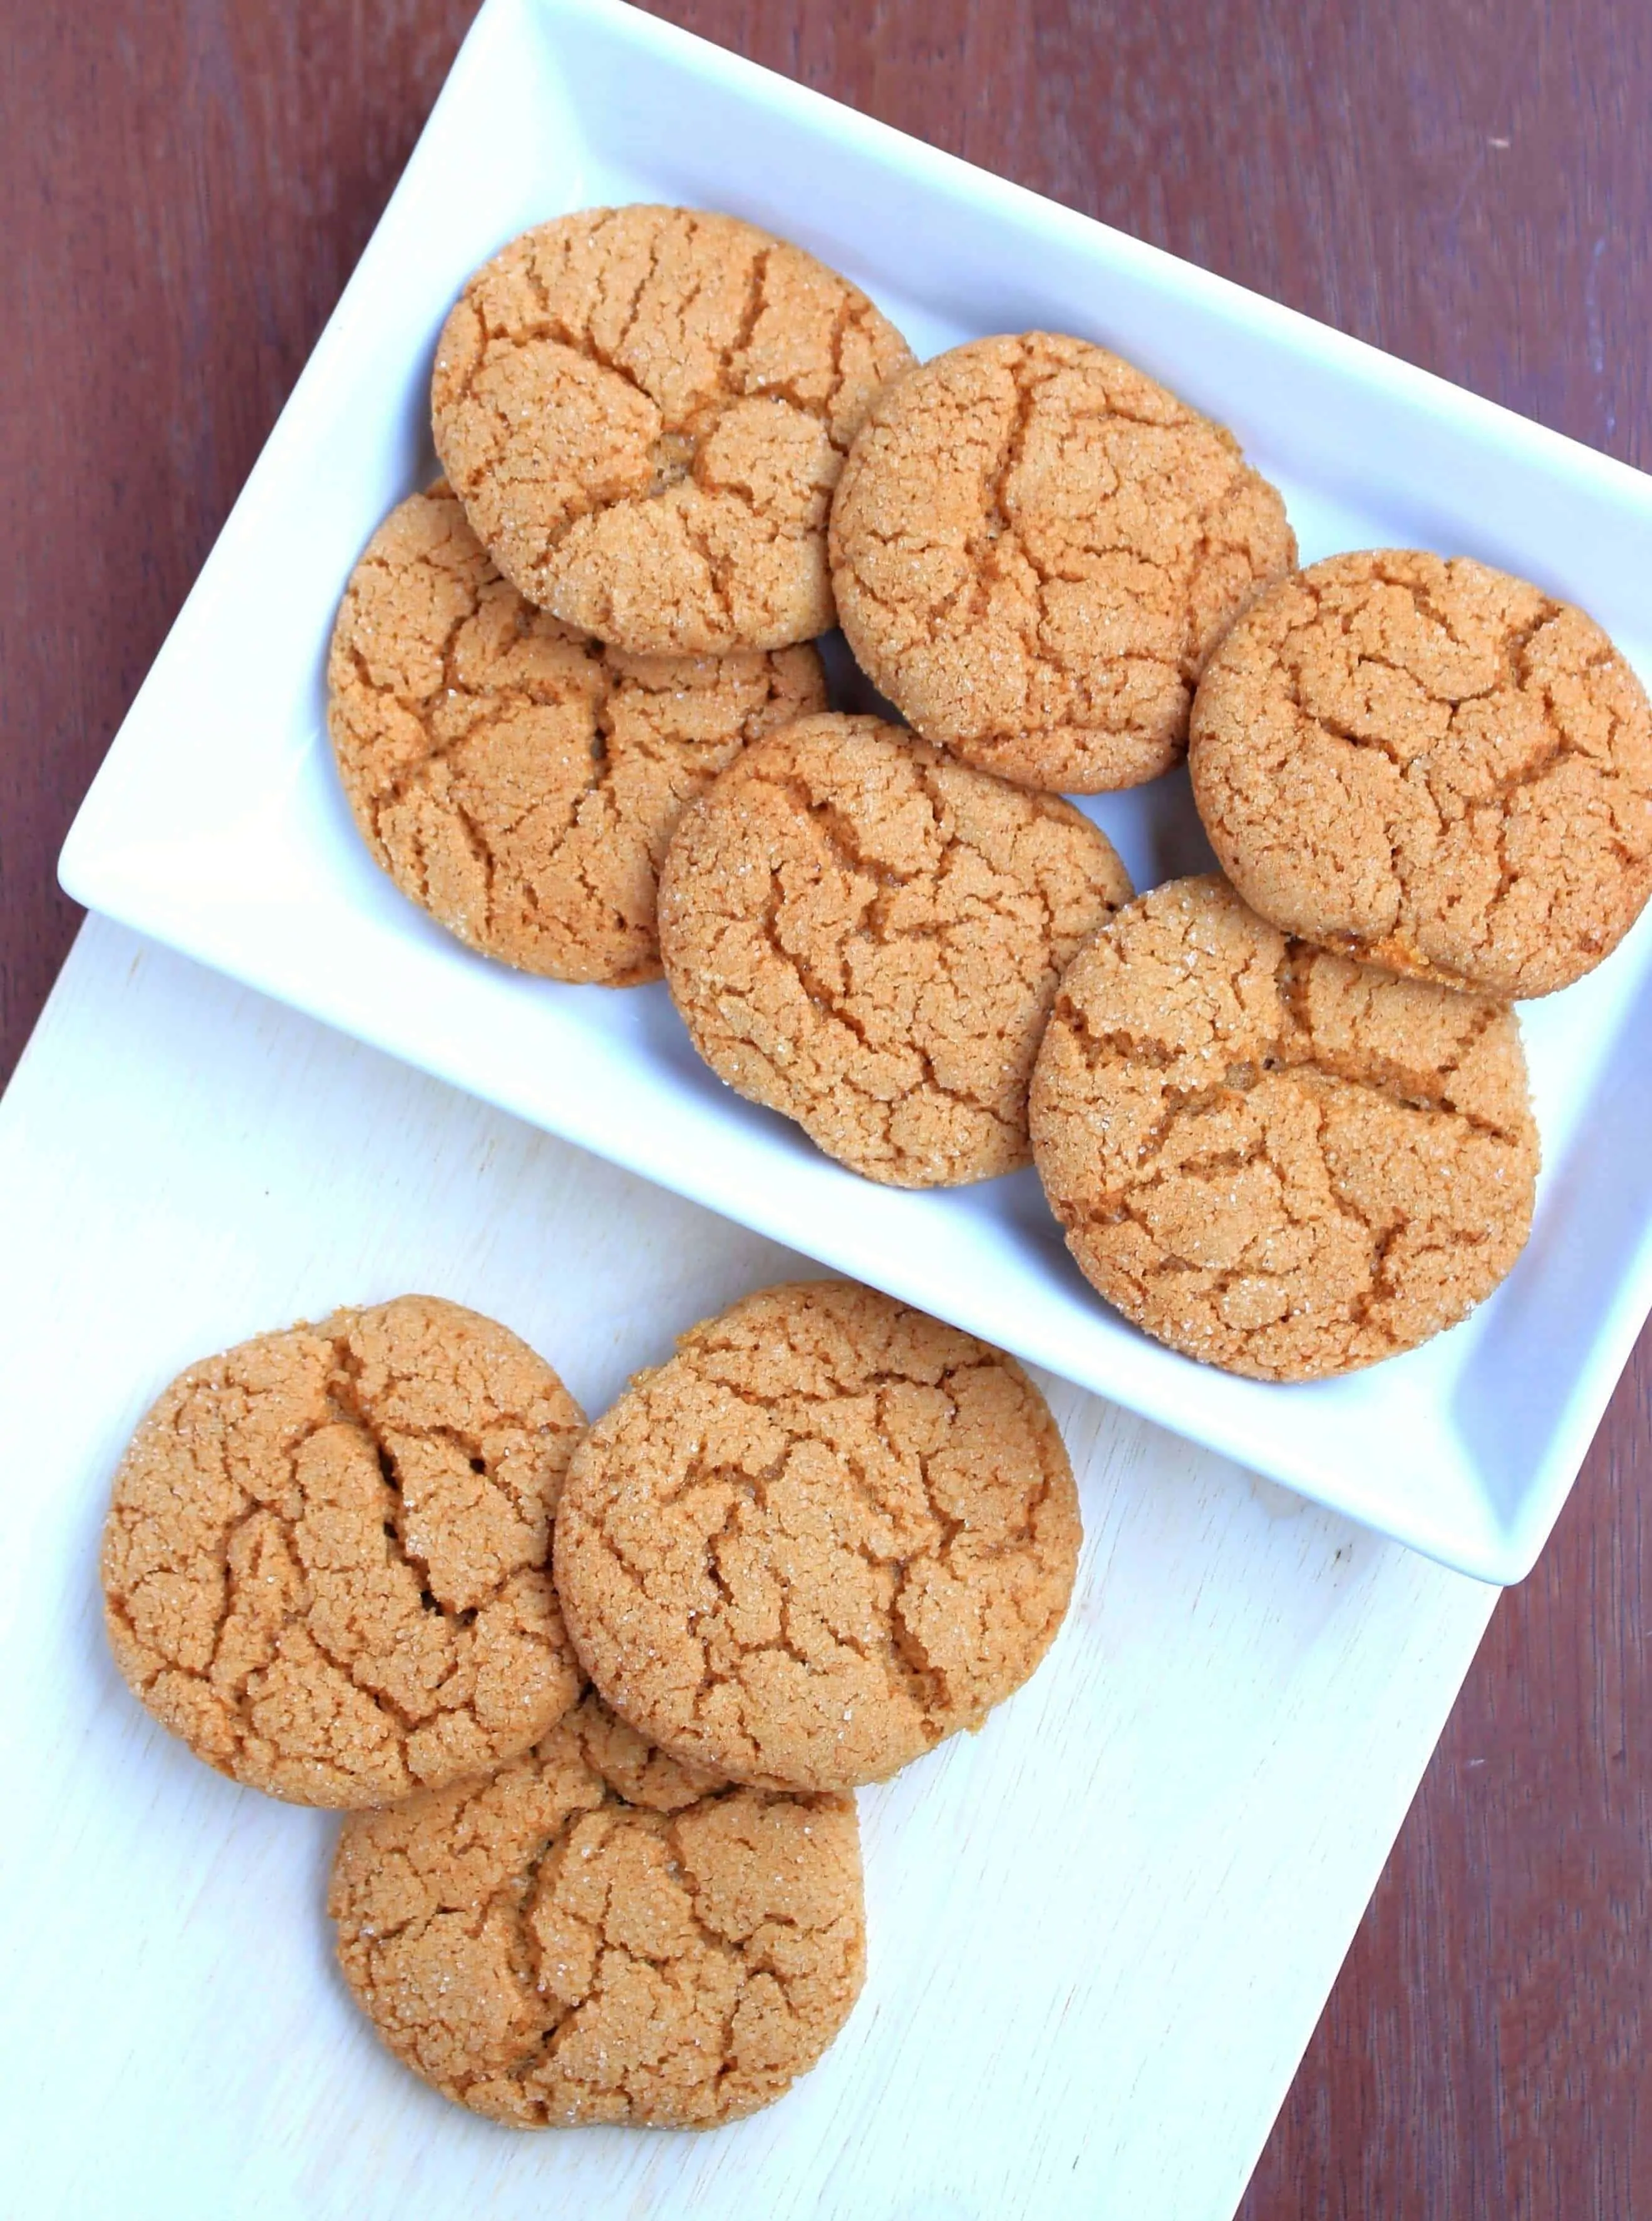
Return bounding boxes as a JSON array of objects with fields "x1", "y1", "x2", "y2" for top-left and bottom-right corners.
[{"x1": 59, "y1": 0, "x2": 1652, "y2": 1583}]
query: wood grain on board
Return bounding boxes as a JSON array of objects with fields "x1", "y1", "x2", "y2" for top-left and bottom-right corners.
[{"x1": 2, "y1": 1, "x2": 1646, "y2": 2209}]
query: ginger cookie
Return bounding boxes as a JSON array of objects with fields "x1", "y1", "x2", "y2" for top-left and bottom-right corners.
[
  {"x1": 431, "y1": 205, "x2": 915, "y2": 654},
  {"x1": 553, "y1": 1280, "x2": 1082, "y2": 1791},
  {"x1": 327, "y1": 484, "x2": 825, "y2": 986},
  {"x1": 829, "y1": 332, "x2": 1296, "y2": 792},
  {"x1": 1029, "y1": 875, "x2": 1539, "y2": 1382},
  {"x1": 657, "y1": 712, "x2": 1133, "y2": 1186},
  {"x1": 1188, "y1": 550, "x2": 1652, "y2": 998},
  {"x1": 329, "y1": 1706, "x2": 864, "y2": 2128},
  {"x1": 101, "y1": 1297, "x2": 586, "y2": 1806}
]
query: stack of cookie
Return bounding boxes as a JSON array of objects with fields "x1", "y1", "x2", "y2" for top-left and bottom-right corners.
[
  {"x1": 326, "y1": 204, "x2": 1652, "y2": 1386},
  {"x1": 101, "y1": 1279, "x2": 1082, "y2": 2129}
]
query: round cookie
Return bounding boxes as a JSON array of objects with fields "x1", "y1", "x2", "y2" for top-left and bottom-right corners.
[
  {"x1": 328, "y1": 484, "x2": 825, "y2": 986},
  {"x1": 1188, "y1": 550, "x2": 1652, "y2": 998},
  {"x1": 554, "y1": 1280, "x2": 1082, "y2": 1791},
  {"x1": 1029, "y1": 875, "x2": 1540, "y2": 1382},
  {"x1": 829, "y1": 331, "x2": 1296, "y2": 791},
  {"x1": 658, "y1": 712, "x2": 1133, "y2": 1186},
  {"x1": 101, "y1": 1297, "x2": 587, "y2": 1806},
  {"x1": 431, "y1": 205, "x2": 916, "y2": 654},
  {"x1": 329, "y1": 1707, "x2": 864, "y2": 2128}
]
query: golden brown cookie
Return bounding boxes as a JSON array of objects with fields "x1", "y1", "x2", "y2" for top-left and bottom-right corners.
[
  {"x1": 329, "y1": 1707, "x2": 864, "y2": 2128},
  {"x1": 1188, "y1": 551, "x2": 1652, "y2": 998},
  {"x1": 829, "y1": 332, "x2": 1296, "y2": 791},
  {"x1": 101, "y1": 1297, "x2": 586, "y2": 1806},
  {"x1": 1029, "y1": 875, "x2": 1540, "y2": 1381},
  {"x1": 327, "y1": 484, "x2": 825, "y2": 986},
  {"x1": 431, "y1": 205, "x2": 916, "y2": 654},
  {"x1": 554, "y1": 1280, "x2": 1082, "y2": 1790},
  {"x1": 657, "y1": 712, "x2": 1133, "y2": 1186}
]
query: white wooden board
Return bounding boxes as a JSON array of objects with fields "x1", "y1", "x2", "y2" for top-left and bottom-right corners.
[{"x1": 0, "y1": 920, "x2": 1497, "y2": 2219}]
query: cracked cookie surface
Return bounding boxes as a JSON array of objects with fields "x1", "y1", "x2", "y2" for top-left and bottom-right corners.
[
  {"x1": 101, "y1": 1297, "x2": 586, "y2": 1806},
  {"x1": 328, "y1": 484, "x2": 825, "y2": 985},
  {"x1": 431, "y1": 205, "x2": 915, "y2": 653},
  {"x1": 553, "y1": 1280, "x2": 1082, "y2": 1790},
  {"x1": 1189, "y1": 550, "x2": 1652, "y2": 998},
  {"x1": 1029, "y1": 875, "x2": 1539, "y2": 1380},
  {"x1": 829, "y1": 332, "x2": 1296, "y2": 792},
  {"x1": 329, "y1": 1704, "x2": 864, "y2": 2128},
  {"x1": 658, "y1": 713, "x2": 1133, "y2": 1186}
]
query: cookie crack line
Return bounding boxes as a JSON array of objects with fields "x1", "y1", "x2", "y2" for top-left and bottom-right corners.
[
  {"x1": 1061, "y1": 1013, "x2": 1526, "y2": 1146},
  {"x1": 347, "y1": 646, "x2": 604, "y2": 826},
  {"x1": 447, "y1": 212, "x2": 885, "y2": 556},
  {"x1": 555, "y1": 1285, "x2": 1079, "y2": 1788},
  {"x1": 1193, "y1": 552, "x2": 1652, "y2": 996},
  {"x1": 666, "y1": 719, "x2": 1114, "y2": 1173},
  {"x1": 678, "y1": 502, "x2": 740, "y2": 630},
  {"x1": 339, "y1": 1764, "x2": 850, "y2": 2121},
  {"x1": 678, "y1": 1335, "x2": 996, "y2": 1411},
  {"x1": 664, "y1": 1433, "x2": 962, "y2": 1727},
  {"x1": 343, "y1": 555, "x2": 624, "y2": 861},
  {"x1": 688, "y1": 747, "x2": 1105, "y2": 1126},
  {"x1": 696, "y1": 1485, "x2": 837, "y2": 1685},
  {"x1": 334, "y1": 487, "x2": 830, "y2": 981},
  {"x1": 1076, "y1": 1188, "x2": 1499, "y2": 1353},
  {"x1": 473, "y1": 212, "x2": 668, "y2": 424},
  {"x1": 606, "y1": 212, "x2": 667, "y2": 385},
  {"x1": 748, "y1": 887, "x2": 1021, "y2": 1131},
  {"x1": 104, "y1": 1303, "x2": 589, "y2": 1801},
  {"x1": 1035, "y1": 878, "x2": 1539, "y2": 1377},
  {"x1": 1321, "y1": 571, "x2": 1546, "y2": 698},
  {"x1": 125, "y1": 1385, "x2": 438, "y2": 1726},
  {"x1": 325, "y1": 1343, "x2": 547, "y2": 1615},
  {"x1": 832, "y1": 333, "x2": 1296, "y2": 789},
  {"x1": 1066, "y1": 1096, "x2": 1391, "y2": 1300},
  {"x1": 720, "y1": 239, "x2": 772, "y2": 396},
  {"x1": 1287, "y1": 591, "x2": 1594, "y2": 815},
  {"x1": 118, "y1": 1484, "x2": 451, "y2": 1764},
  {"x1": 1374, "y1": 556, "x2": 1554, "y2": 662},
  {"x1": 1055, "y1": 929, "x2": 1524, "y2": 1141},
  {"x1": 977, "y1": 348, "x2": 1050, "y2": 636},
  {"x1": 585, "y1": 1379, "x2": 1059, "y2": 1662}
]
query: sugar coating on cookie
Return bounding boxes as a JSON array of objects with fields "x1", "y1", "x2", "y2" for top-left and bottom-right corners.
[
  {"x1": 329, "y1": 1708, "x2": 864, "y2": 2128},
  {"x1": 554, "y1": 1280, "x2": 1082, "y2": 1790},
  {"x1": 328, "y1": 484, "x2": 825, "y2": 986},
  {"x1": 658, "y1": 712, "x2": 1133, "y2": 1186},
  {"x1": 1030, "y1": 876, "x2": 1539, "y2": 1381},
  {"x1": 1189, "y1": 550, "x2": 1652, "y2": 998},
  {"x1": 431, "y1": 205, "x2": 915, "y2": 654},
  {"x1": 101, "y1": 1297, "x2": 587, "y2": 1806},
  {"x1": 829, "y1": 332, "x2": 1296, "y2": 792}
]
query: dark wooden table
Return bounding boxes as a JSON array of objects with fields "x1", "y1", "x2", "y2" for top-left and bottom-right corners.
[{"x1": 4, "y1": 3, "x2": 1648, "y2": 2210}]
